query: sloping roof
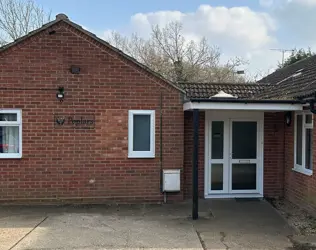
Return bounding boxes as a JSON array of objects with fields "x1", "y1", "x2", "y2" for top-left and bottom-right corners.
[
  {"x1": 0, "y1": 14, "x2": 184, "y2": 94},
  {"x1": 256, "y1": 55, "x2": 316, "y2": 100},
  {"x1": 179, "y1": 82, "x2": 267, "y2": 99}
]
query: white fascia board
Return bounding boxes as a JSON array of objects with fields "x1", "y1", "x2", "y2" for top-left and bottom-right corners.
[{"x1": 183, "y1": 102, "x2": 303, "y2": 111}]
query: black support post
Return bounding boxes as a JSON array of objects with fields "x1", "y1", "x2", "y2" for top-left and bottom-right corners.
[{"x1": 192, "y1": 109, "x2": 199, "y2": 220}]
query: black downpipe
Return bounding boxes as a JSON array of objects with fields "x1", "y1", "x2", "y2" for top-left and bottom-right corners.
[
  {"x1": 160, "y1": 92, "x2": 163, "y2": 193},
  {"x1": 192, "y1": 109, "x2": 199, "y2": 220}
]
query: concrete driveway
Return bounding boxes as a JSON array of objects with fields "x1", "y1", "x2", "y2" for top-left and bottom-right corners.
[{"x1": 0, "y1": 199, "x2": 294, "y2": 250}]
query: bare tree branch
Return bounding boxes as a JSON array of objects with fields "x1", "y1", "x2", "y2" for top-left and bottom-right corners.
[
  {"x1": 0, "y1": 0, "x2": 51, "y2": 44},
  {"x1": 107, "y1": 21, "x2": 247, "y2": 83}
]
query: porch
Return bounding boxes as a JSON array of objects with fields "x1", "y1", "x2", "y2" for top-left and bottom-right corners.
[{"x1": 183, "y1": 102, "x2": 303, "y2": 200}]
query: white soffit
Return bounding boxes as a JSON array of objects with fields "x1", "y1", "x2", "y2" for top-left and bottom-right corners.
[{"x1": 183, "y1": 102, "x2": 303, "y2": 111}]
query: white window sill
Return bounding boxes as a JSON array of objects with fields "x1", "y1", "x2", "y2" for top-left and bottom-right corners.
[
  {"x1": 292, "y1": 167, "x2": 313, "y2": 176},
  {"x1": 128, "y1": 154, "x2": 155, "y2": 159},
  {"x1": 0, "y1": 154, "x2": 22, "y2": 159}
]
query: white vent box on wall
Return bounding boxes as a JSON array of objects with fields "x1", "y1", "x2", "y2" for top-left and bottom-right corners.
[{"x1": 163, "y1": 169, "x2": 181, "y2": 192}]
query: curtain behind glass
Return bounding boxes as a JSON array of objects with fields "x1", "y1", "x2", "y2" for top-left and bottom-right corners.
[{"x1": 0, "y1": 126, "x2": 19, "y2": 153}]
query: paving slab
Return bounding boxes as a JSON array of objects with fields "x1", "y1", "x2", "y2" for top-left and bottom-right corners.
[
  {"x1": 0, "y1": 199, "x2": 296, "y2": 250},
  {"x1": 11, "y1": 213, "x2": 202, "y2": 250},
  {"x1": 194, "y1": 199, "x2": 294, "y2": 249},
  {"x1": 0, "y1": 214, "x2": 46, "y2": 250}
]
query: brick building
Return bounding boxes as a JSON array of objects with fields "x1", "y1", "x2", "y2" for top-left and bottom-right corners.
[{"x1": 1, "y1": 14, "x2": 316, "y2": 211}]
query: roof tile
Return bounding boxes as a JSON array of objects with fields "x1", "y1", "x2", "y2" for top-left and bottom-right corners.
[
  {"x1": 179, "y1": 82, "x2": 266, "y2": 99},
  {"x1": 256, "y1": 55, "x2": 316, "y2": 100}
]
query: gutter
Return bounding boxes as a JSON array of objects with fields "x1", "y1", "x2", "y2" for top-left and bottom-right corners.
[{"x1": 188, "y1": 98, "x2": 306, "y2": 104}]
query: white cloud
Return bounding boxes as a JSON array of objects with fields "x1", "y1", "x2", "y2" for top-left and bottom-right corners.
[
  {"x1": 130, "y1": 5, "x2": 276, "y2": 50},
  {"x1": 124, "y1": 5, "x2": 278, "y2": 79}
]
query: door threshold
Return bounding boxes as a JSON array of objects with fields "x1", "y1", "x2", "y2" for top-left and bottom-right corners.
[{"x1": 205, "y1": 193, "x2": 263, "y2": 199}]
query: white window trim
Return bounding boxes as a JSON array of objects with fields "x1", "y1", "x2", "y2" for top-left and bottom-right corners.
[
  {"x1": 293, "y1": 111, "x2": 313, "y2": 175},
  {"x1": 128, "y1": 110, "x2": 155, "y2": 158},
  {"x1": 0, "y1": 109, "x2": 22, "y2": 159}
]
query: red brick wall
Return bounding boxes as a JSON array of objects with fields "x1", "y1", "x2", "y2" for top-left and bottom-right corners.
[
  {"x1": 0, "y1": 21, "x2": 184, "y2": 204},
  {"x1": 284, "y1": 112, "x2": 316, "y2": 212},
  {"x1": 183, "y1": 111, "x2": 205, "y2": 199},
  {"x1": 264, "y1": 112, "x2": 285, "y2": 198},
  {"x1": 183, "y1": 111, "x2": 285, "y2": 199}
]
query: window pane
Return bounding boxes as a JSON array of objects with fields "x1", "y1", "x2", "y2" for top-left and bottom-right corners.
[
  {"x1": 232, "y1": 164, "x2": 257, "y2": 190},
  {"x1": 133, "y1": 115, "x2": 151, "y2": 151},
  {"x1": 0, "y1": 126, "x2": 19, "y2": 153},
  {"x1": 306, "y1": 114, "x2": 313, "y2": 124},
  {"x1": 211, "y1": 121, "x2": 224, "y2": 159},
  {"x1": 306, "y1": 128, "x2": 313, "y2": 170},
  {"x1": 232, "y1": 122, "x2": 257, "y2": 159},
  {"x1": 211, "y1": 164, "x2": 223, "y2": 190},
  {"x1": 296, "y1": 115, "x2": 303, "y2": 165},
  {"x1": 0, "y1": 114, "x2": 17, "y2": 121}
]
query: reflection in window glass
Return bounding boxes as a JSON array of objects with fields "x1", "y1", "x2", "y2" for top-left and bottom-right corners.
[
  {"x1": 211, "y1": 121, "x2": 224, "y2": 159},
  {"x1": 306, "y1": 128, "x2": 313, "y2": 170},
  {"x1": 232, "y1": 122, "x2": 257, "y2": 159},
  {"x1": 306, "y1": 114, "x2": 313, "y2": 124},
  {"x1": 296, "y1": 115, "x2": 303, "y2": 165},
  {"x1": 133, "y1": 115, "x2": 151, "y2": 151},
  {"x1": 0, "y1": 114, "x2": 17, "y2": 121},
  {"x1": 211, "y1": 164, "x2": 223, "y2": 190},
  {"x1": 232, "y1": 164, "x2": 256, "y2": 190}
]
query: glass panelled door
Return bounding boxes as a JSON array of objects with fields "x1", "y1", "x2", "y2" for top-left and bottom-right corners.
[
  {"x1": 230, "y1": 120, "x2": 259, "y2": 193},
  {"x1": 209, "y1": 121, "x2": 228, "y2": 193},
  {"x1": 208, "y1": 117, "x2": 261, "y2": 196}
]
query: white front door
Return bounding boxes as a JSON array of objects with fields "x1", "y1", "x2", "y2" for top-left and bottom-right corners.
[{"x1": 205, "y1": 111, "x2": 263, "y2": 198}]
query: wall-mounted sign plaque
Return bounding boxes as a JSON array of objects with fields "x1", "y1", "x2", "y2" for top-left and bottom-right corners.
[{"x1": 54, "y1": 114, "x2": 95, "y2": 129}]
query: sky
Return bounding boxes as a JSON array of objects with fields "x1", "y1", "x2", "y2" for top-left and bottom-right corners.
[{"x1": 35, "y1": 0, "x2": 316, "y2": 80}]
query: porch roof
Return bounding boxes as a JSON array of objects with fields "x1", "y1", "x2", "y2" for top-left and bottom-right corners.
[
  {"x1": 181, "y1": 82, "x2": 305, "y2": 111},
  {"x1": 180, "y1": 55, "x2": 316, "y2": 105},
  {"x1": 179, "y1": 82, "x2": 266, "y2": 100}
]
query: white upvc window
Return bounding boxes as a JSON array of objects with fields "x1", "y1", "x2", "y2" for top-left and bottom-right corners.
[
  {"x1": 294, "y1": 112, "x2": 313, "y2": 176},
  {"x1": 0, "y1": 110, "x2": 22, "y2": 159},
  {"x1": 128, "y1": 110, "x2": 155, "y2": 158}
]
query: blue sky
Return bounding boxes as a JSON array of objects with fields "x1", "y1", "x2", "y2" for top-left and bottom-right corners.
[
  {"x1": 36, "y1": 0, "x2": 262, "y2": 30},
  {"x1": 35, "y1": 0, "x2": 316, "y2": 79}
]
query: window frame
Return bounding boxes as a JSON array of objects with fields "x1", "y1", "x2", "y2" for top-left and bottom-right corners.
[
  {"x1": 0, "y1": 109, "x2": 22, "y2": 159},
  {"x1": 128, "y1": 110, "x2": 155, "y2": 158},
  {"x1": 294, "y1": 111, "x2": 313, "y2": 176}
]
